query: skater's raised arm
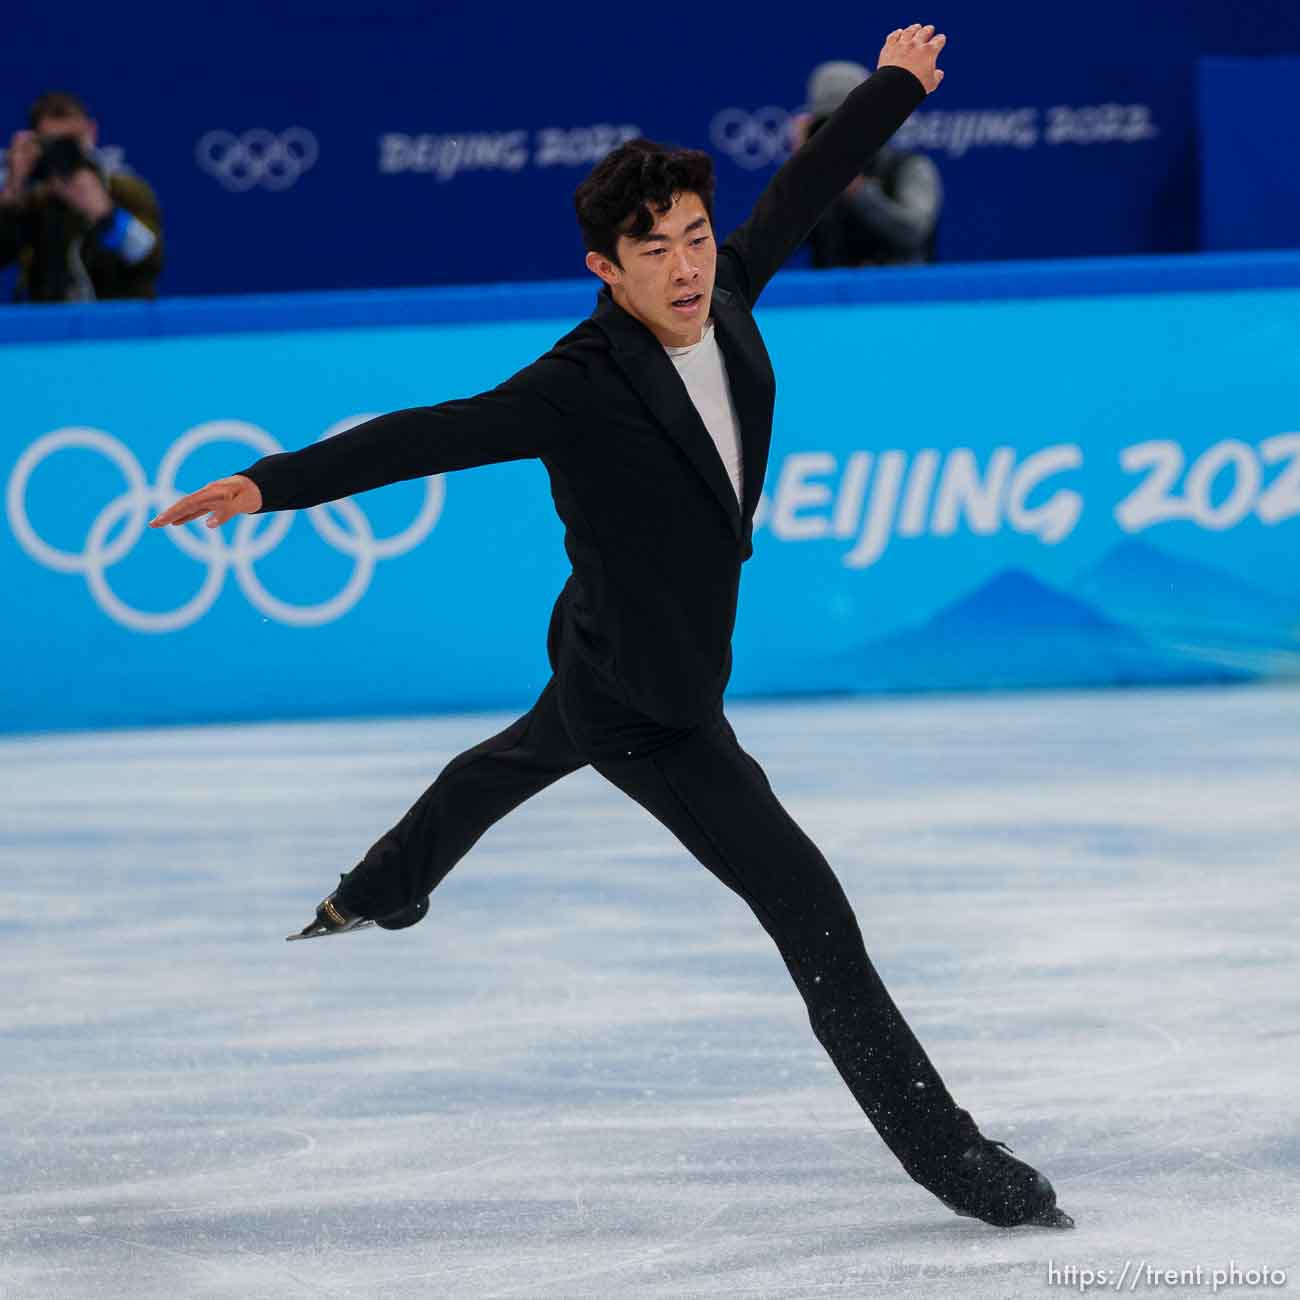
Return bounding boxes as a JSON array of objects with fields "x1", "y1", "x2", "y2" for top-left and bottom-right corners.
[
  {"x1": 719, "y1": 23, "x2": 945, "y2": 306},
  {"x1": 150, "y1": 355, "x2": 578, "y2": 529}
]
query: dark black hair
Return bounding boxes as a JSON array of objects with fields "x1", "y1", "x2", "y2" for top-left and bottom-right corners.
[
  {"x1": 28, "y1": 90, "x2": 91, "y2": 130},
  {"x1": 574, "y1": 138, "x2": 715, "y2": 267}
]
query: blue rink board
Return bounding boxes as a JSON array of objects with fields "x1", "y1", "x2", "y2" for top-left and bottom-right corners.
[{"x1": 4, "y1": 255, "x2": 1300, "y2": 733}]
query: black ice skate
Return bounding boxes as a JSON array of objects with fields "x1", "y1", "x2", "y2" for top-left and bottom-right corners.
[
  {"x1": 287, "y1": 878, "x2": 429, "y2": 941},
  {"x1": 931, "y1": 1135, "x2": 1075, "y2": 1229}
]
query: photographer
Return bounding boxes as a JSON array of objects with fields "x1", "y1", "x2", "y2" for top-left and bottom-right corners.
[
  {"x1": 0, "y1": 91, "x2": 162, "y2": 302},
  {"x1": 798, "y1": 60, "x2": 942, "y2": 267}
]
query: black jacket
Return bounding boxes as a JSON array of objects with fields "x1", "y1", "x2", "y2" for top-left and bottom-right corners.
[{"x1": 241, "y1": 66, "x2": 926, "y2": 726}]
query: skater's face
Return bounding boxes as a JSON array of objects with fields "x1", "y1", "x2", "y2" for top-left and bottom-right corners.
[{"x1": 585, "y1": 190, "x2": 716, "y2": 348}]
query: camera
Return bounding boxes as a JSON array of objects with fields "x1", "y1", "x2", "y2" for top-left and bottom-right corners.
[{"x1": 28, "y1": 135, "x2": 91, "y2": 187}]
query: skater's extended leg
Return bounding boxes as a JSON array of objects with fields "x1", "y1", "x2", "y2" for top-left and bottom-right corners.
[
  {"x1": 337, "y1": 678, "x2": 585, "y2": 919},
  {"x1": 591, "y1": 712, "x2": 966, "y2": 1158},
  {"x1": 590, "y1": 710, "x2": 1070, "y2": 1227}
]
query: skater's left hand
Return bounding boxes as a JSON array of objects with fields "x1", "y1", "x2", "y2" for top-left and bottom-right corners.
[{"x1": 878, "y1": 23, "x2": 947, "y2": 94}]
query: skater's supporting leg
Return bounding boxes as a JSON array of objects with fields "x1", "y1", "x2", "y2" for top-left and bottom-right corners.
[
  {"x1": 338, "y1": 678, "x2": 585, "y2": 918},
  {"x1": 589, "y1": 711, "x2": 975, "y2": 1172}
]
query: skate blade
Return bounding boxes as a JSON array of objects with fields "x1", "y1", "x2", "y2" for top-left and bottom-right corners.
[
  {"x1": 941, "y1": 1199, "x2": 1076, "y2": 1229},
  {"x1": 286, "y1": 919, "x2": 377, "y2": 941}
]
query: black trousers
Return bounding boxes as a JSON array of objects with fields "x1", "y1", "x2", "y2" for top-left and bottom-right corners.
[{"x1": 338, "y1": 656, "x2": 976, "y2": 1179}]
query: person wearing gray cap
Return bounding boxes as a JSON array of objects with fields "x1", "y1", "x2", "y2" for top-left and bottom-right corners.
[{"x1": 799, "y1": 58, "x2": 943, "y2": 266}]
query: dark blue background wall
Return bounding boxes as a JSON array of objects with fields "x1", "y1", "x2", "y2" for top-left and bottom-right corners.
[
  {"x1": 1198, "y1": 55, "x2": 1300, "y2": 253},
  {"x1": 5, "y1": 1, "x2": 1299, "y2": 296}
]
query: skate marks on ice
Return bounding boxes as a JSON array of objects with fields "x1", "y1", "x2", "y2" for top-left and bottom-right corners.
[{"x1": 1, "y1": 686, "x2": 1298, "y2": 1297}]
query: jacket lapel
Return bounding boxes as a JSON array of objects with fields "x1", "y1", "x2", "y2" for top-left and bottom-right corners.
[
  {"x1": 709, "y1": 295, "x2": 769, "y2": 526},
  {"x1": 594, "y1": 289, "x2": 743, "y2": 538}
]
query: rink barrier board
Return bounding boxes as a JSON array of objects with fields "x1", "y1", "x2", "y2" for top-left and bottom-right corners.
[{"x1": 4, "y1": 251, "x2": 1300, "y2": 733}]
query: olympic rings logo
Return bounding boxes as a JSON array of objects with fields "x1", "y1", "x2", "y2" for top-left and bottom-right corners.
[
  {"x1": 196, "y1": 127, "x2": 319, "y2": 192},
  {"x1": 5, "y1": 419, "x2": 443, "y2": 633},
  {"x1": 709, "y1": 107, "x2": 796, "y2": 170}
]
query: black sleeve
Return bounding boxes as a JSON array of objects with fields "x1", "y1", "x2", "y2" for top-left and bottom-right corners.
[
  {"x1": 238, "y1": 355, "x2": 578, "y2": 513},
  {"x1": 718, "y1": 66, "x2": 927, "y2": 305}
]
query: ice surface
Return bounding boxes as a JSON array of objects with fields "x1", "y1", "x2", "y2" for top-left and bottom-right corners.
[{"x1": 2, "y1": 686, "x2": 1298, "y2": 1298}]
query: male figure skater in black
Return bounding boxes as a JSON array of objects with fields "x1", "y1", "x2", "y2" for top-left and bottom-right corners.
[{"x1": 152, "y1": 25, "x2": 1073, "y2": 1230}]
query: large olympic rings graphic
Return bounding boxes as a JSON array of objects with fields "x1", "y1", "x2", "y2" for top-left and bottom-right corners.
[
  {"x1": 6, "y1": 419, "x2": 444, "y2": 633},
  {"x1": 196, "y1": 127, "x2": 319, "y2": 191},
  {"x1": 709, "y1": 107, "x2": 796, "y2": 170}
]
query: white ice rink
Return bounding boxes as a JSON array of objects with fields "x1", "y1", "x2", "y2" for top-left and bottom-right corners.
[{"x1": 2, "y1": 686, "x2": 1298, "y2": 1299}]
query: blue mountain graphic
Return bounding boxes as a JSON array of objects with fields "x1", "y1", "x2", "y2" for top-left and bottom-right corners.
[
  {"x1": 927, "y1": 568, "x2": 1129, "y2": 638},
  {"x1": 1073, "y1": 538, "x2": 1298, "y2": 664},
  {"x1": 828, "y1": 567, "x2": 1249, "y2": 693}
]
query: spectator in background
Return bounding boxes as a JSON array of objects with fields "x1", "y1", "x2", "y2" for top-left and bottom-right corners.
[
  {"x1": 0, "y1": 91, "x2": 162, "y2": 302},
  {"x1": 799, "y1": 60, "x2": 942, "y2": 267}
]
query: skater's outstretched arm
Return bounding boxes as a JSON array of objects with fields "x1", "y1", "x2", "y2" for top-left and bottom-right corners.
[
  {"x1": 150, "y1": 354, "x2": 579, "y2": 529},
  {"x1": 719, "y1": 23, "x2": 946, "y2": 306}
]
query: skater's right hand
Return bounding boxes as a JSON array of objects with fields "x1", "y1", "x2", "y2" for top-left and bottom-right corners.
[{"x1": 149, "y1": 474, "x2": 263, "y2": 530}]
